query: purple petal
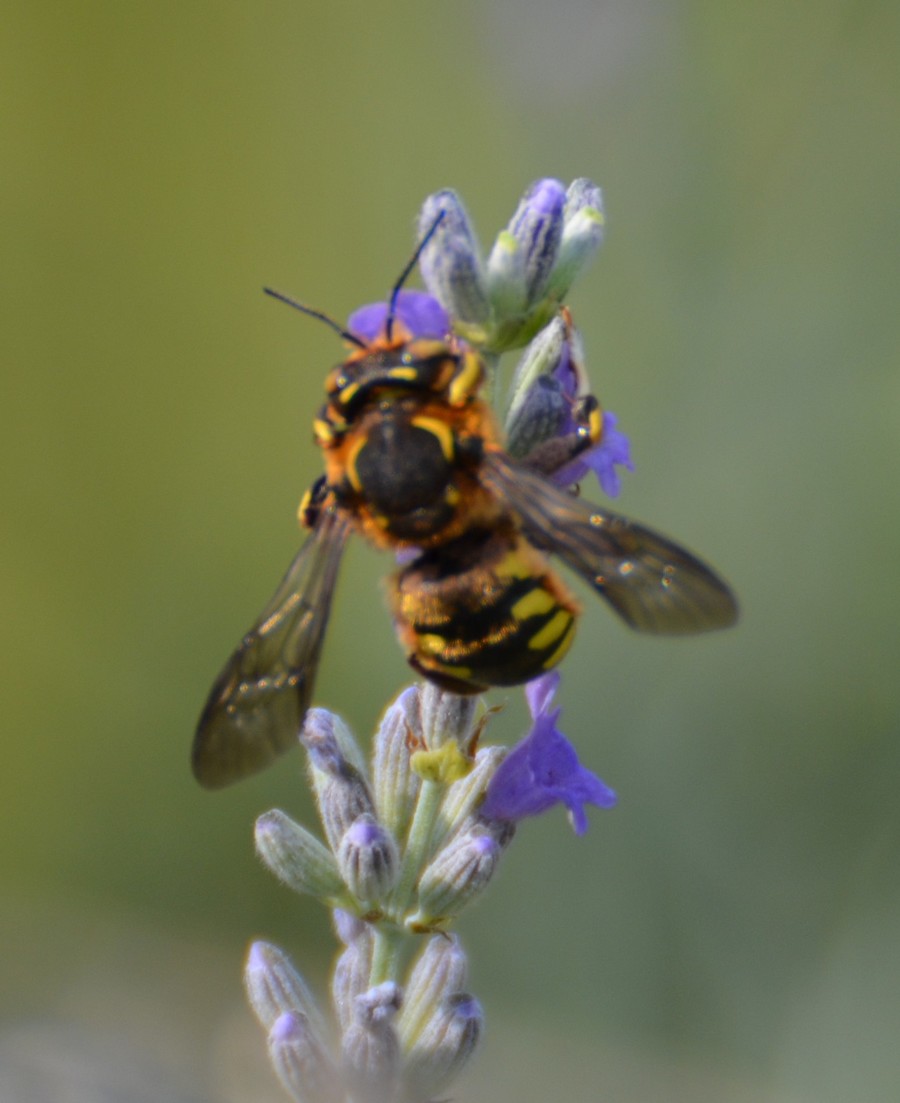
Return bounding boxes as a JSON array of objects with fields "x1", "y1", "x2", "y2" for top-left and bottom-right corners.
[
  {"x1": 347, "y1": 289, "x2": 450, "y2": 342},
  {"x1": 481, "y1": 695, "x2": 616, "y2": 835},
  {"x1": 588, "y1": 411, "x2": 635, "y2": 498},
  {"x1": 524, "y1": 178, "x2": 568, "y2": 217},
  {"x1": 524, "y1": 671, "x2": 560, "y2": 719},
  {"x1": 551, "y1": 337, "x2": 577, "y2": 408},
  {"x1": 554, "y1": 410, "x2": 634, "y2": 498}
]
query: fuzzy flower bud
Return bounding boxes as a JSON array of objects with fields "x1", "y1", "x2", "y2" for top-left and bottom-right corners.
[
  {"x1": 410, "y1": 683, "x2": 480, "y2": 785},
  {"x1": 504, "y1": 309, "x2": 634, "y2": 497},
  {"x1": 302, "y1": 709, "x2": 377, "y2": 854},
  {"x1": 304, "y1": 706, "x2": 367, "y2": 774},
  {"x1": 268, "y1": 1011, "x2": 341, "y2": 1103},
  {"x1": 332, "y1": 904, "x2": 367, "y2": 946},
  {"x1": 410, "y1": 821, "x2": 504, "y2": 927},
  {"x1": 403, "y1": 992, "x2": 483, "y2": 1101},
  {"x1": 372, "y1": 685, "x2": 421, "y2": 841},
  {"x1": 432, "y1": 744, "x2": 507, "y2": 853},
  {"x1": 254, "y1": 809, "x2": 345, "y2": 901},
  {"x1": 341, "y1": 982, "x2": 403, "y2": 1103},
  {"x1": 417, "y1": 190, "x2": 490, "y2": 337},
  {"x1": 504, "y1": 311, "x2": 585, "y2": 458},
  {"x1": 245, "y1": 942, "x2": 330, "y2": 1043},
  {"x1": 336, "y1": 813, "x2": 399, "y2": 903},
  {"x1": 331, "y1": 910, "x2": 374, "y2": 1036},
  {"x1": 398, "y1": 935, "x2": 469, "y2": 1047},
  {"x1": 545, "y1": 177, "x2": 606, "y2": 300},
  {"x1": 487, "y1": 177, "x2": 566, "y2": 313}
]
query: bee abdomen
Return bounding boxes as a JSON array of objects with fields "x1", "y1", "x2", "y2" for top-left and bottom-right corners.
[{"x1": 391, "y1": 528, "x2": 579, "y2": 693}]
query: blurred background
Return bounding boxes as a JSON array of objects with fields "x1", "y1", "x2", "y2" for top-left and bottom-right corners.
[{"x1": 3, "y1": 1, "x2": 898, "y2": 1100}]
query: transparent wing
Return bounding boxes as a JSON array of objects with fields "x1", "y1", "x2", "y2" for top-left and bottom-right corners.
[
  {"x1": 192, "y1": 508, "x2": 350, "y2": 788},
  {"x1": 482, "y1": 452, "x2": 738, "y2": 634}
]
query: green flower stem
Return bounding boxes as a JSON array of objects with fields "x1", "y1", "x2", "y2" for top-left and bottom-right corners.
[
  {"x1": 368, "y1": 779, "x2": 445, "y2": 987},
  {"x1": 482, "y1": 350, "x2": 501, "y2": 406},
  {"x1": 370, "y1": 924, "x2": 404, "y2": 987},
  {"x1": 391, "y1": 778, "x2": 444, "y2": 920}
]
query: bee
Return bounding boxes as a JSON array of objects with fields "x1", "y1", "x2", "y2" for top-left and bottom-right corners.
[{"x1": 193, "y1": 221, "x2": 738, "y2": 788}]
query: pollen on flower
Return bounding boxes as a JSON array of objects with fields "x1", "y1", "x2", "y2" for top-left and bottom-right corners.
[{"x1": 411, "y1": 742, "x2": 473, "y2": 784}]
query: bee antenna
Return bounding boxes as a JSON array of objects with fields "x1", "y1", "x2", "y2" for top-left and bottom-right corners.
[
  {"x1": 385, "y1": 210, "x2": 446, "y2": 342},
  {"x1": 263, "y1": 287, "x2": 368, "y2": 350}
]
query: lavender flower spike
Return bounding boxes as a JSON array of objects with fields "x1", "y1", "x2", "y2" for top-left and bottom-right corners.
[
  {"x1": 417, "y1": 178, "x2": 605, "y2": 354},
  {"x1": 481, "y1": 671, "x2": 616, "y2": 834}
]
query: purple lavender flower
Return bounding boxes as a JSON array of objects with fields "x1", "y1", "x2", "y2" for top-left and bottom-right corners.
[
  {"x1": 556, "y1": 409, "x2": 635, "y2": 499},
  {"x1": 547, "y1": 326, "x2": 634, "y2": 497},
  {"x1": 481, "y1": 671, "x2": 616, "y2": 835},
  {"x1": 348, "y1": 289, "x2": 450, "y2": 343},
  {"x1": 505, "y1": 311, "x2": 635, "y2": 497}
]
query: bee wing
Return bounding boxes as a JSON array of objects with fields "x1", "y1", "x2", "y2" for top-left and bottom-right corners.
[
  {"x1": 482, "y1": 452, "x2": 738, "y2": 635},
  {"x1": 192, "y1": 508, "x2": 350, "y2": 788}
]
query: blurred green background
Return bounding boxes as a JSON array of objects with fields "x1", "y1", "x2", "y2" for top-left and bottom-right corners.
[{"x1": 3, "y1": 1, "x2": 898, "y2": 1100}]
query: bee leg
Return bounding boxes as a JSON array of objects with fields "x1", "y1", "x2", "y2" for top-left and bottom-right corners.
[
  {"x1": 298, "y1": 475, "x2": 331, "y2": 529},
  {"x1": 519, "y1": 395, "x2": 602, "y2": 477},
  {"x1": 455, "y1": 433, "x2": 486, "y2": 468},
  {"x1": 312, "y1": 403, "x2": 350, "y2": 449}
]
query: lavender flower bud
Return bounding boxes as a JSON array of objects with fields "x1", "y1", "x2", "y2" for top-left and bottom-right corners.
[
  {"x1": 244, "y1": 941, "x2": 328, "y2": 1041},
  {"x1": 254, "y1": 809, "x2": 345, "y2": 901},
  {"x1": 484, "y1": 229, "x2": 527, "y2": 320},
  {"x1": 487, "y1": 178, "x2": 566, "y2": 312},
  {"x1": 504, "y1": 311, "x2": 581, "y2": 457},
  {"x1": 417, "y1": 190, "x2": 490, "y2": 335},
  {"x1": 302, "y1": 710, "x2": 377, "y2": 853},
  {"x1": 341, "y1": 982, "x2": 403, "y2": 1103},
  {"x1": 336, "y1": 814, "x2": 399, "y2": 903},
  {"x1": 303, "y1": 706, "x2": 367, "y2": 774},
  {"x1": 398, "y1": 935, "x2": 468, "y2": 1046},
  {"x1": 432, "y1": 745, "x2": 507, "y2": 853},
  {"x1": 410, "y1": 684, "x2": 479, "y2": 784},
  {"x1": 505, "y1": 374, "x2": 569, "y2": 462},
  {"x1": 545, "y1": 178, "x2": 606, "y2": 300},
  {"x1": 268, "y1": 1012, "x2": 340, "y2": 1103},
  {"x1": 331, "y1": 910, "x2": 374, "y2": 1036},
  {"x1": 411, "y1": 821, "x2": 504, "y2": 926},
  {"x1": 372, "y1": 685, "x2": 421, "y2": 840},
  {"x1": 403, "y1": 992, "x2": 483, "y2": 1100},
  {"x1": 333, "y1": 906, "x2": 367, "y2": 946}
]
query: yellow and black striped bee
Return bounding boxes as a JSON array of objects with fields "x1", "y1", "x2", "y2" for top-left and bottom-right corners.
[{"x1": 193, "y1": 226, "x2": 737, "y2": 788}]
